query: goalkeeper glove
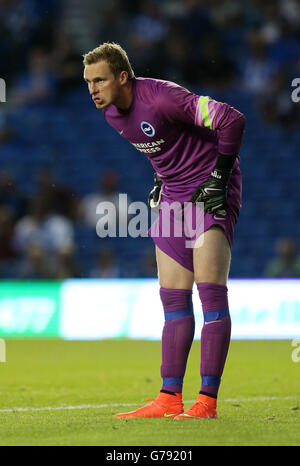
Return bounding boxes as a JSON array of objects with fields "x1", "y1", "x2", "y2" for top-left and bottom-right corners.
[
  {"x1": 190, "y1": 154, "x2": 237, "y2": 215},
  {"x1": 148, "y1": 172, "x2": 162, "y2": 210}
]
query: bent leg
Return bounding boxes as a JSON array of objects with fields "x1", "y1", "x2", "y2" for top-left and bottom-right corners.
[
  {"x1": 193, "y1": 226, "x2": 232, "y2": 398},
  {"x1": 156, "y1": 246, "x2": 195, "y2": 394}
]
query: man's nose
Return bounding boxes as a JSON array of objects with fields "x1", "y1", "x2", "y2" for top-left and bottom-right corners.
[{"x1": 89, "y1": 83, "x2": 98, "y2": 95}]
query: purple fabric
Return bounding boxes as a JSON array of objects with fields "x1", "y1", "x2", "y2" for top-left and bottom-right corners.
[
  {"x1": 149, "y1": 195, "x2": 239, "y2": 272},
  {"x1": 102, "y1": 76, "x2": 243, "y2": 396},
  {"x1": 217, "y1": 116, "x2": 246, "y2": 155},
  {"x1": 102, "y1": 76, "x2": 243, "y2": 273},
  {"x1": 197, "y1": 283, "x2": 231, "y2": 397},
  {"x1": 102, "y1": 77, "x2": 245, "y2": 200},
  {"x1": 197, "y1": 282, "x2": 229, "y2": 312},
  {"x1": 160, "y1": 287, "x2": 193, "y2": 312},
  {"x1": 160, "y1": 287, "x2": 195, "y2": 393}
]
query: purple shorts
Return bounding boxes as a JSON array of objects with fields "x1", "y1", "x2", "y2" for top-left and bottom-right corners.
[{"x1": 148, "y1": 195, "x2": 240, "y2": 273}]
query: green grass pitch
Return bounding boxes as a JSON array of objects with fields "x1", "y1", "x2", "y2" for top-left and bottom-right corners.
[{"x1": 0, "y1": 339, "x2": 299, "y2": 446}]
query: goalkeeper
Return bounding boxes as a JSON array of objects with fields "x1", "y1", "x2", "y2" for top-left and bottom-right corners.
[{"x1": 83, "y1": 42, "x2": 245, "y2": 420}]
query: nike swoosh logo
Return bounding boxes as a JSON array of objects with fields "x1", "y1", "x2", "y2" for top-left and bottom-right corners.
[
  {"x1": 119, "y1": 129, "x2": 124, "y2": 135},
  {"x1": 163, "y1": 413, "x2": 177, "y2": 418},
  {"x1": 204, "y1": 188, "x2": 222, "y2": 194}
]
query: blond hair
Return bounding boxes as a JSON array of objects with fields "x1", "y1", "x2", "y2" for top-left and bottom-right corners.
[{"x1": 83, "y1": 42, "x2": 134, "y2": 80}]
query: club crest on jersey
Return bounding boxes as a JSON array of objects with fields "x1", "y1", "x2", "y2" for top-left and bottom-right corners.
[{"x1": 140, "y1": 121, "x2": 155, "y2": 137}]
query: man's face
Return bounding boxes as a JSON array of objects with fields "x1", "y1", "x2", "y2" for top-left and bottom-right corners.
[{"x1": 84, "y1": 60, "x2": 122, "y2": 109}]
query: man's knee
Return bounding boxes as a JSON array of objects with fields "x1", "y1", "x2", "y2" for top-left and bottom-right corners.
[
  {"x1": 195, "y1": 267, "x2": 227, "y2": 285},
  {"x1": 158, "y1": 273, "x2": 194, "y2": 290}
]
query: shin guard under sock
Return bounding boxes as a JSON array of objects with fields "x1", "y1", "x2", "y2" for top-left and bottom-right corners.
[
  {"x1": 160, "y1": 287, "x2": 195, "y2": 393},
  {"x1": 197, "y1": 282, "x2": 231, "y2": 397}
]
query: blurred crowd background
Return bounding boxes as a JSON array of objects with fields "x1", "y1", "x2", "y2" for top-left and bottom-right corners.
[{"x1": 0, "y1": 0, "x2": 300, "y2": 280}]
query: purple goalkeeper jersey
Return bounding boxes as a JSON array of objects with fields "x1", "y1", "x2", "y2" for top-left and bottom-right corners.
[{"x1": 102, "y1": 77, "x2": 245, "y2": 205}]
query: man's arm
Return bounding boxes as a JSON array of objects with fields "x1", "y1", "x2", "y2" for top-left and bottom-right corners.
[
  {"x1": 156, "y1": 82, "x2": 246, "y2": 213},
  {"x1": 192, "y1": 98, "x2": 245, "y2": 214},
  {"x1": 195, "y1": 95, "x2": 246, "y2": 156},
  {"x1": 156, "y1": 81, "x2": 245, "y2": 156}
]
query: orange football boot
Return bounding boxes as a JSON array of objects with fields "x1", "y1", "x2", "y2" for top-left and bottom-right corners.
[
  {"x1": 115, "y1": 392, "x2": 184, "y2": 419},
  {"x1": 174, "y1": 394, "x2": 218, "y2": 420}
]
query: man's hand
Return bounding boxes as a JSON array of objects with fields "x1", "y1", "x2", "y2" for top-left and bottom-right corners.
[
  {"x1": 190, "y1": 168, "x2": 231, "y2": 215},
  {"x1": 148, "y1": 172, "x2": 162, "y2": 209}
]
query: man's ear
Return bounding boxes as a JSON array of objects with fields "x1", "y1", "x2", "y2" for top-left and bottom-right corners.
[{"x1": 120, "y1": 70, "x2": 129, "y2": 85}]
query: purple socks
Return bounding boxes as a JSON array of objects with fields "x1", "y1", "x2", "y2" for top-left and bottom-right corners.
[
  {"x1": 160, "y1": 287, "x2": 195, "y2": 393},
  {"x1": 197, "y1": 282, "x2": 231, "y2": 397},
  {"x1": 159, "y1": 283, "x2": 231, "y2": 397}
]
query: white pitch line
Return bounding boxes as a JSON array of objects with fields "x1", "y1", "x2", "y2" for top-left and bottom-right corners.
[
  {"x1": 221, "y1": 396, "x2": 298, "y2": 403},
  {"x1": 0, "y1": 396, "x2": 298, "y2": 414}
]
